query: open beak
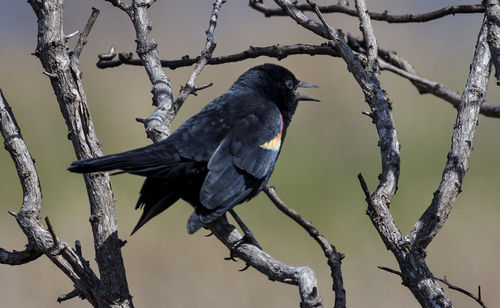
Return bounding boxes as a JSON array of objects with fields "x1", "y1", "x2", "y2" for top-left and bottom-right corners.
[{"x1": 295, "y1": 80, "x2": 320, "y2": 102}]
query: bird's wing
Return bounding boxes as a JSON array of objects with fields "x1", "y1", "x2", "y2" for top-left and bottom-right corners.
[{"x1": 199, "y1": 104, "x2": 283, "y2": 210}]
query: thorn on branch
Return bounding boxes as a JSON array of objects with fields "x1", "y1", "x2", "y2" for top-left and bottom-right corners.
[
  {"x1": 357, "y1": 173, "x2": 372, "y2": 202},
  {"x1": 98, "y1": 45, "x2": 116, "y2": 61},
  {"x1": 361, "y1": 110, "x2": 373, "y2": 119},
  {"x1": 65, "y1": 30, "x2": 80, "y2": 42},
  {"x1": 119, "y1": 239, "x2": 128, "y2": 247},
  {"x1": 378, "y1": 265, "x2": 402, "y2": 277},
  {"x1": 42, "y1": 71, "x2": 58, "y2": 79},
  {"x1": 57, "y1": 288, "x2": 81, "y2": 303}
]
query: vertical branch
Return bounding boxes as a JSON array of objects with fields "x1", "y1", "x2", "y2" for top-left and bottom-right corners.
[
  {"x1": 486, "y1": 0, "x2": 500, "y2": 84},
  {"x1": 407, "y1": 19, "x2": 492, "y2": 249},
  {"x1": 27, "y1": 1, "x2": 133, "y2": 306},
  {"x1": 107, "y1": 0, "x2": 175, "y2": 142},
  {"x1": 354, "y1": 0, "x2": 378, "y2": 72}
]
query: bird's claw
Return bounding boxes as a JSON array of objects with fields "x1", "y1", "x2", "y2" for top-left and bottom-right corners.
[
  {"x1": 204, "y1": 231, "x2": 213, "y2": 237},
  {"x1": 224, "y1": 233, "x2": 262, "y2": 263},
  {"x1": 224, "y1": 255, "x2": 238, "y2": 262}
]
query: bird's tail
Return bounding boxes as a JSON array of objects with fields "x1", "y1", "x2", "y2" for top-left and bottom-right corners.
[{"x1": 68, "y1": 146, "x2": 165, "y2": 176}]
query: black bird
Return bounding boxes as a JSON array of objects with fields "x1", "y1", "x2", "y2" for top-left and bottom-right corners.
[{"x1": 69, "y1": 64, "x2": 319, "y2": 235}]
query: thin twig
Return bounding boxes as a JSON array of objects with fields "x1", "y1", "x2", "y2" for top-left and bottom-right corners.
[
  {"x1": 74, "y1": 7, "x2": 100, "y2": 59},
  {"x1": 379, "y1": 266, "x2": 489, "y2": 308},
  {"x1": 354, "y1": 0, "x2": 378, "y2": 73},
  {"x1": 436, "y1": 277, "x2": 488, "y2": 308},
  {"x1": 264, "y1": 186, "x2": 345, "y2": 308},
  {"x1": 173, "y1": 0, "x2": 225, "y2": 113},
  {"x1": 250, "y1": 0, "x2": 485, "y2": 23}
]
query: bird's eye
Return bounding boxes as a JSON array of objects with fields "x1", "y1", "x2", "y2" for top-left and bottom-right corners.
[{"x1": 285, "y1": 79, "x2": 294, "y2": 90}]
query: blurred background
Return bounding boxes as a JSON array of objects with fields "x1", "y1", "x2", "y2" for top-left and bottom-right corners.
[{"x1": 1, "y1": 0, "x2": 499, "y2": 307}]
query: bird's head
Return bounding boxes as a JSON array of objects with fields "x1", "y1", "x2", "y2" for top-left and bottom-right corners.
[{"x1": 233, "y1": 63, "x2": 319, "y2": 116}]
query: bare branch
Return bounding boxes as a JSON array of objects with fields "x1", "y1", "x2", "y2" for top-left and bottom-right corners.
[
  {"x1": 407, "y1": 18, "x2": 491, "y2": 249},
  {"x1": 270, "y1": 0, "x2": 456, "y2": 305},
  {"x1": 74, "y1": 7, "x2": 100, "y2": 59},
  {"x1": 110, "y1": 0, "x2": 175, "y2": 142},
  {"x1": 0, "y1": 244, "x2": 43, "y2": 266},
  {"x1": 250, "y1": 0, "x2": 485, "y2": 23},
  {"x1": 173, "y1": 0, "x2": 225, "y2": 113},
  {"x1": 96, "y1": 42, "x2": 500, "y2": 119},
  {"x1": 105, "y1": 0, "x2": 131, "y2": 14},
  {"x1": 27, "y1": 1, "x2": 133, "y2": 306},
  {"x1": 436, "y1": 277, "x2": 488, "y2": 308},
  {"x1": 348, "y1": 35, "x2": 500, "y2": 118},
  {"x1": 380, "y1": 266, "x2": 489, "y2": 308},
  {"x1": 206, "y1": 217, "x2": 322, "y2": 308},
  {"x1": 264, "y1": 186, "x2": 345, "y2": 308},
  {"x1": 96, "y1": 43, "x2": 340, "y2": 69},
  {"x1": 486, "y1": 0, "x2": 500, "y2": 84},
  {"x1": 0, "y1": 89, "x2": 102, "y2": 306},
  {"x1": 354, "y1": 0, "x2": 377, "y2": 73}
]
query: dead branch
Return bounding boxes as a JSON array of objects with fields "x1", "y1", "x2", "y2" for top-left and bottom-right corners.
[
  {"x1": 407, "y1": 18, "x2": 492, "y2": 249},
  {"x1": 173, "y1": 0, "x2": 224, "y2": 113},
  {"x1": 264, "y1": 186, "x2": 346, "y2": 308},
  {"x1": 0, "y1": 90, "x2": 102, "y2": 306},
  {"x1": 27, "y1": 1, "x2": 133, "y2": 306},
  {"x1": 250, "y1": 0, "x2": 485, "y2": 23}
]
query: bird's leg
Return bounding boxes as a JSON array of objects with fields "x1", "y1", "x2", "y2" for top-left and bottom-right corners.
[
  {"x1": 222, "y1": 209, "x2": 262, "y2": 271},
  {"x1": 229, "y1": 209, "x2": 262, "y2": 250}
]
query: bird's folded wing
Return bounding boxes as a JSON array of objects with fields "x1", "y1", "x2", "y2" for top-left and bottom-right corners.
[{"x1": 199, "y1": 107, "x2": 282, "y2": 210}]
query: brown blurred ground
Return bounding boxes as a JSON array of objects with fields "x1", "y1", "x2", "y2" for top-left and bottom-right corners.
[{"x1": 0, "y1": 1, "x2": 499, "y2": 307}]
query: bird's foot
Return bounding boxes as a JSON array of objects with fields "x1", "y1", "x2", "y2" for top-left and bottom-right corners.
[{"x1": 224, "y1": 232, "x2": 262, "y2": 271}]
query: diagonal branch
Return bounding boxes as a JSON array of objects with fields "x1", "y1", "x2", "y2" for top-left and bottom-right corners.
[
  {"x1": 173, "y1": 0, "x2": 224, "y2": 114},
  {"x1": 250, "y1": 0, "x2": 485, "y2": 23},
  {"x1": 0, "y1": 89, "x2": 101, "y2": 306},
  {"x1": 264, "y1": 186, "x2": 345, "y2": 308},
  {"x1": 74, "y1": 7, "x2": 100, "y2": 59},
  {"x1": 407, "y1": 18, "x2": 492, "y2": 249},
  {"x1": 207, "y1": 217, "x2": 322, "y2": 308}
]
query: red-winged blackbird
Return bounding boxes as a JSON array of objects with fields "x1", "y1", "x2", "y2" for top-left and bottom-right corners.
[{"x1": 69, "y1": 64, "x2": 319, "y2": 235}]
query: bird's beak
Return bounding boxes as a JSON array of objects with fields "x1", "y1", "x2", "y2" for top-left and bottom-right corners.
[{"x1": 295, "y1": 80, "x2": 320, "y2": 102}]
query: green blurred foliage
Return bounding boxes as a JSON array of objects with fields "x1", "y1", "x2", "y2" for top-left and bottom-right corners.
[{"x1": 0, "y1": 0, "x2": 499, "y2": 307}]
